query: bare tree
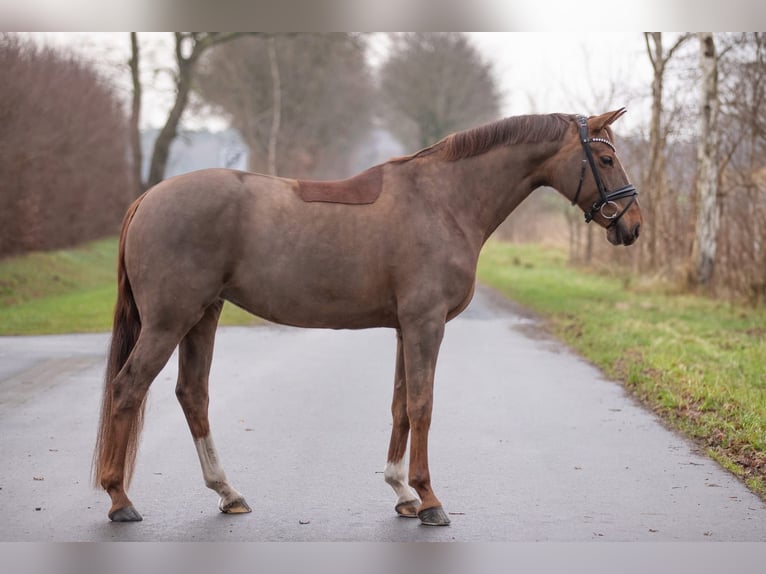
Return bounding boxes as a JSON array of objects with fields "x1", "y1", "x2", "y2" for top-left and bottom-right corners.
[
  {"x1": 130, "y1": 32, "x2": 255, "y2": 191},
  {"x1": 691, "y1": 33, "x2": 721, "y2": 287},
  {"x1": 378, "y1": 33, "x2": 500, "y2": 151},
  {"x1": 266, "y1": 36, "x2": 281, "y2": 176},
  {"x1": 196, "y1": 34, "x2": 374, "y2": 179},
  {"x1": 643, "y1": 33, "x2": 692, "y2": 270},
  {"x1": 711, "y1": 33, "x2": 766, "y2": 300},
  {"x1": 128, "y1": 32, "x2": 143, "y2": 196}
]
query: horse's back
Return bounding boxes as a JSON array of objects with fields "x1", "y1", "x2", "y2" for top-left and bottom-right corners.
[
  {"x1": 122, "y1": 166, "x2": 474, "y2": 330},
  {"x1": 124, "y1": 168, "x2": 401, "y2": 328}
]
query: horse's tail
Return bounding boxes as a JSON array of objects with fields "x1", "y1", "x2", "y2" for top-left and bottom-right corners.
[{"x1": 93, "y1": 193, "x2": 147, "y2": 489}]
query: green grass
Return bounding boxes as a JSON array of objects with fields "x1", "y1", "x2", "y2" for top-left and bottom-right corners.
[
  {"x1": 0, "y1": 238, "x2": 261, "y2": 335},
  {"x1": 478, "y1": 240, "x2": 766, "y2": 500}
]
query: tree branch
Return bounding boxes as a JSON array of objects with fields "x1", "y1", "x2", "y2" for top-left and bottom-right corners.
[
  {"x1": 666, "y1": 33, "x2": 692, "y2": 61},
  {"x1": 644, "y1": 32, "x2": 658, "y2": 70}
]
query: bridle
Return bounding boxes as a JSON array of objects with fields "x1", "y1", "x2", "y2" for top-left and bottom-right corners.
[{"x1": 571, "y1": 115, "x2": 638, "y2": 227}]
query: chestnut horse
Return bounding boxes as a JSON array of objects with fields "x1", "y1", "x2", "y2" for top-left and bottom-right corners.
[{"x1": 94, "y1": 109, "x2": 642, "y2": 526}]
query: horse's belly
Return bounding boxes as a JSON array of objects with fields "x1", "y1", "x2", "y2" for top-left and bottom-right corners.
[{"x1": 222, "y1": 277, "x2": 399, "y2": 330}]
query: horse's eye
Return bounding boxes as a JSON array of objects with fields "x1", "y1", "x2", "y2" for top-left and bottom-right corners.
[{"x1": 600, "y1": 156, "x2": 614, "y2": 167}]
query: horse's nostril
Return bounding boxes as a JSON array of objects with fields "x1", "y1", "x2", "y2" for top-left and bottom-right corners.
[{"x1": 633, "y1": 223, "x2": 641, "y2": 238}]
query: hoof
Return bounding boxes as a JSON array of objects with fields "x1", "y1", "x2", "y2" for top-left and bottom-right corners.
[
  {"x1": 109, "y1": 505, "x2": 143, "y2": 522},
  {"x1": 395, "y1": 500, "x2": 420, "y2": 518},
  {"x1": 418, "y1": 506, "x2": 451, "y2": 526},
  {"x1": 220, "y1": 497, "x2": 252, "y2": 514}
]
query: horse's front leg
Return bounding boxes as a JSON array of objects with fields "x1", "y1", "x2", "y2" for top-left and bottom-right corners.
[
  {"x1": 399, "y1": 314, "x2": 451, "y2": 526},
  {"x1": 384, "y1": 329, "x2": 420, "y2": 517},
  {"x1": 176, "y1": 300, "x2": 251, "y2": 515}
]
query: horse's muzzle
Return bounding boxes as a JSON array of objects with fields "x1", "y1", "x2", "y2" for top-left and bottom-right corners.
[{"x1": 608, "y1": 221, "x2": 641, "y2": 246}]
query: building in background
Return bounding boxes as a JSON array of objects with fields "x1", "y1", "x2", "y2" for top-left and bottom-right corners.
[
  {"x1": 140, "y1": 128, "x2": 249, "y2": 180},
  {"x1": 141, "y1": 127, "x2": 404, "y2": 181}
]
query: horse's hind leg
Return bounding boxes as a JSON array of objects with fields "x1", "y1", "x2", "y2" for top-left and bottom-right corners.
[
  {"x1": 100, "y1": 328, "x2": 185, "y2": 521},
  {"x1": 384, "y1": 330, "x2": 420, "y2": 517},
  {"x1": 176, "y1": 299, "x2": 251, "y2": 515}
]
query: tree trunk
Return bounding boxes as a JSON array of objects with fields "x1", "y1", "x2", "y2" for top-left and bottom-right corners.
[
  {"x1": 642, "y1": 33, "x2": 690, "y2": 272},
  {"x1": 146, "y1": 55, "x2": 195, "y2": 189},
  {"x1": 142, "y1": 33, "x2": 254, "y2": 189},
  {"x1": 691, "y1": 32, "x2": 721, "y2": 287},
  {"x1": 267, "y1": 37, "x2": 281, "y2": 176},
  {"x1": 643, "y1": 33, "x2": 666, "y2": 270},
  {"x1": 128, "y1": 33, "x2": 144, "y2": 196}
]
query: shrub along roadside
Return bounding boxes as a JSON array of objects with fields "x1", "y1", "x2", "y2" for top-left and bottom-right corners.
[
  {"x1": 0, "y1": 237, "x2": 260, "y2": 335},
  {"x1": 477, "y1": 240, "x2": 766, "y2": 500},
  {"x1": 0, "y1": 36, "x2": 133, "y2": 257}
]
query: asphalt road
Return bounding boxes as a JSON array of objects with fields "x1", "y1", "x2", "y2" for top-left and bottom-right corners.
[{"x1": 1, "y1": 285, "x2": 765, "y2": 542}]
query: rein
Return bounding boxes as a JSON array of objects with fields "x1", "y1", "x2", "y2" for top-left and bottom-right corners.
[{"x1": 571, "y1": 115, "x2": 637, "y2": 227}]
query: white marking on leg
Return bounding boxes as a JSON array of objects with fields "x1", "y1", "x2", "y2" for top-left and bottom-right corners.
[
  {"x1": 194, "y1": 435, "x2": 245, "y2": 510},
  {"x1": 384, "y1": 458, "x2": 419, "y2": 505}
]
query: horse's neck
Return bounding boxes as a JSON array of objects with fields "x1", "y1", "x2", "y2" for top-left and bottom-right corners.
[{"x1": 426, "y1": 141, "x2": 561, "y2": 245}]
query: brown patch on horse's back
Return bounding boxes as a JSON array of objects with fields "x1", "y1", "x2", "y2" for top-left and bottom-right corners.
[{"x1": 296, "y1": 166, "x2": 383, "y2": 205}]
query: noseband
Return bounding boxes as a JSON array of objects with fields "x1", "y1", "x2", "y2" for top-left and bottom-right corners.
[{"x1": 571, "y1": 115, "x2": 637, "y2": 226}]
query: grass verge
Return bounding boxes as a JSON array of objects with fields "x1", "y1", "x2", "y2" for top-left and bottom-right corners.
[
  {"x1": 477, "y1": 240, "x2": 766, "y2": 500},
  {"x1": 0, "y1": 238, "x2": 261, "y2": 335}
]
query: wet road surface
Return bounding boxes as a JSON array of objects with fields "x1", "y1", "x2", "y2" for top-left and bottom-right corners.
[{"x1": 1, "y1": 285, "x2": 765, "y2": 541}]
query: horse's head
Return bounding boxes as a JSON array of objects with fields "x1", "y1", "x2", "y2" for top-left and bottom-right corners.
[{"x1": 550, "y1": 108, "x2": 643, "y2": 246}]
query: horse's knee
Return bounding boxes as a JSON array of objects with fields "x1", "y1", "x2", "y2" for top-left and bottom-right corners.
[
  {"x1": 176, "y1": 385, "x2": 206, "y2": 402},
  {"x1": 175, "y1": 382, "x2": 189, "y2": 403},
  {"x1": 406, "y1": 403, "x2": 432, "y2": 427},
  {"x1": 391, "y1": 410, "x2": 409, "y2": 432}
]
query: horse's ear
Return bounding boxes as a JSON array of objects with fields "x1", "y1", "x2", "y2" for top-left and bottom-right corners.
[{"x1": 591, "y1": 108, "x2": 627, "y2": 132}]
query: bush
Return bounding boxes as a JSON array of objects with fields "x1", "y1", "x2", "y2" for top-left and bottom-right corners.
[{"x1": 0, "y1": 34, "x2": 133, "y2": 258}]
